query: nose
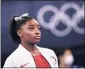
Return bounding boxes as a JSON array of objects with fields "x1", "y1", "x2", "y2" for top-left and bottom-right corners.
[{"x1": 35, "y1": 29, "x2": 41, "y2": 35}]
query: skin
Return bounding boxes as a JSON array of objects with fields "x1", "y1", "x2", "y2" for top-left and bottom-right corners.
[
  {"x1": 59, "y1": 49, "x2": 73, "y2": 68},
  {"x1": 63, "y1": 49, "x2": 72, "y2": 56},
  {"x1": 17, "y1": 19, "x2": 41, "y2": 56}
]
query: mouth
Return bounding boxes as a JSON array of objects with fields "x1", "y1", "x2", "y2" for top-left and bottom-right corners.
[{"x1": 34, "y1": 36, "x2": 40, "y2": 40}]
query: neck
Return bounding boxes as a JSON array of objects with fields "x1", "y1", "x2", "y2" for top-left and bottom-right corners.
[{"x1": 21, "y1": 41, "x2": 37, "y2": 53}]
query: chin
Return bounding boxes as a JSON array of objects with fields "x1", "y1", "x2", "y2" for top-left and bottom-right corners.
[{"x1": 33, "y1": 41, "x2": 40, "y2": 44}]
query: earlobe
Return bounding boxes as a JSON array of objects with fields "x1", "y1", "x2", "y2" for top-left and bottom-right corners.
[{"x1": 17, "y1": 30, "x2": 22, "y2": 38}]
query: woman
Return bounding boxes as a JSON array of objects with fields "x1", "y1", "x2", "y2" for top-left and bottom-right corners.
[
  {"x1": 59, "y1": 49, "x2": 83, "y2": 68},
  {"x1": 59, "y1": 49, "x2": 74, "y2": 68},
  {"x1": 3, "y1": 13, "x2": 58, "y2": 69}
]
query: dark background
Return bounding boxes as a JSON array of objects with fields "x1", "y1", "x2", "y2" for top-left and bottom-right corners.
[{"x1": 1, "y1": 0, "x2": 85, "y2": 68}]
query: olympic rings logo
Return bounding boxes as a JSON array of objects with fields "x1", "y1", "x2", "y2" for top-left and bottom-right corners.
[{"x1": 37, "y1": 3, "x2": 84, "y2": 37}]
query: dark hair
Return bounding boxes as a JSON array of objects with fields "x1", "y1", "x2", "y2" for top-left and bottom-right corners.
[{"x1": 9, "y1": 15, "x2": 33, "y2": 44}]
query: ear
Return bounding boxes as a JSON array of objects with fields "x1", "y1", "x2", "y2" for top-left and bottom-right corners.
[{"x1": 17, "y1": 30, "x2": 22, "y2": 38}]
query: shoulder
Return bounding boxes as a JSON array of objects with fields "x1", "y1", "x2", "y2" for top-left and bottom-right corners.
[
  {"x1": 38, "y1": 46, "x2": 58, "y2": 67},
  {"x1": 3, "y1": 49, "x2": 18, "y2": 67},
  {"x1": 72, "y1": 65, "x2": 84, "y2": 68},
  {"x1": 5, "y1": 46, "x2": 20, "y2": 61}
]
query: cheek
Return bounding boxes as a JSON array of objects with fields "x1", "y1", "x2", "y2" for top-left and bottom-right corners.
[{"x1": 22, "y1": 31, "x2": 34, "y2": 40}]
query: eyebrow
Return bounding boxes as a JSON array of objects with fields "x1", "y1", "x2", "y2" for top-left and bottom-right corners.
[{"x1": 28, "y1": 24, "x2": 40, "y2": 27}]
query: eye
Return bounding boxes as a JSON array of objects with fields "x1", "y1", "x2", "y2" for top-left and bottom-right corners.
[
  {"x1": 28, "y1": 27, "x2": 34, "y2": 30},
  {"x1": 38, "y1": 27, "x2": 41, "y2": 30}
]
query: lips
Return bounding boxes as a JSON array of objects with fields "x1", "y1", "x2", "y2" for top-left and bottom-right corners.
[{"x1": 34, "y1": 36, "x2": 40, "y2": 40}]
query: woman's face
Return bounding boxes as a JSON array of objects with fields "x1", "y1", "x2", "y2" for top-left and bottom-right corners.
[{"x1": 18, "y1": 19, "x2": 41, "y2": 44}]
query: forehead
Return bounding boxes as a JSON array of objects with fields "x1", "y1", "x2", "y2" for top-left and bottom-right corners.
[
  {"x1": 64, "y1": 50, "x2": 72, "y2": 55},
  {"x1": 25, "y1": 19, "x2": 39, "y2": 26}
]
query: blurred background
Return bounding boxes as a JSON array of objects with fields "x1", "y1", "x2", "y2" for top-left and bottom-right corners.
[{"x1": 1, "y1": 0, "x2": 85, "y2": 68}]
